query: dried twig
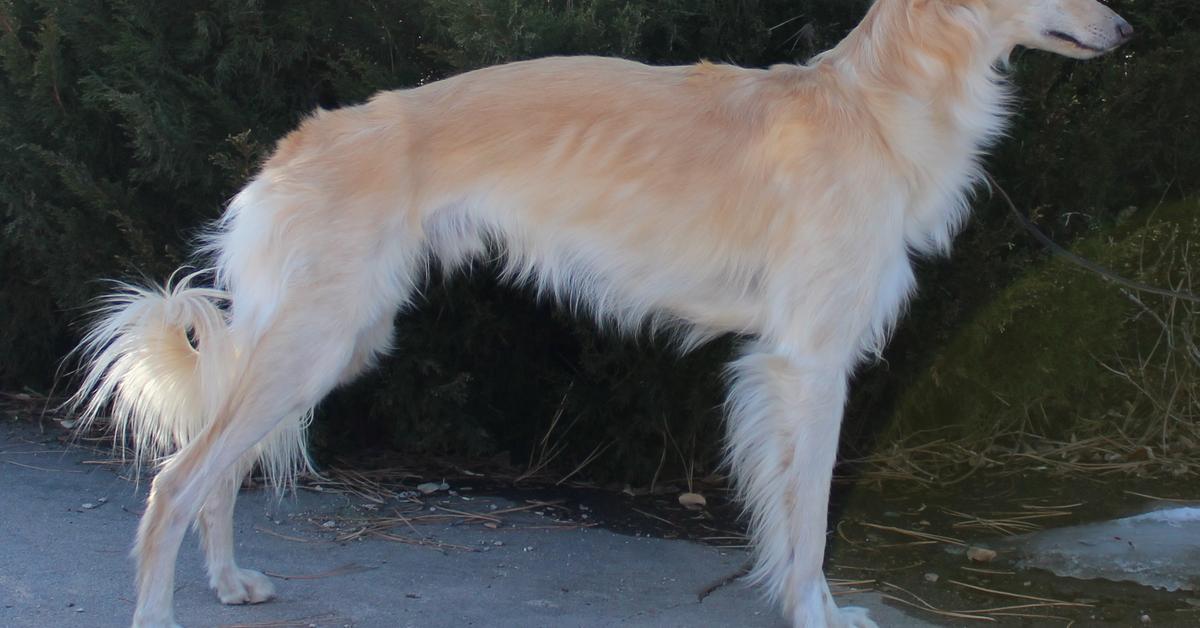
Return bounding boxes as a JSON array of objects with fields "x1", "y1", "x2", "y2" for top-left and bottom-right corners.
[
  {"x1": 946, "y1": 579, "x2": 1092, "y2": 607},
  {"x1": 697, "y1": 561, "x2": 752, "y2": 602},
  {"x1": 860, "y1": 522, "x2": 967, "y2": 547},
  {"x1": 264, "y1": 563, "x2": 376, "y2": 580}
]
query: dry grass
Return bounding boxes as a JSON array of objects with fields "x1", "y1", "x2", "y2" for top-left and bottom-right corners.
[
  {"x1": 512, "y1": 385, "x2": 615, "y2": 486},
  {"x1": 842, "y1": 413, "x2": 1200, "y2": 488},
  {"x1": 859, "y1": 522, "x2": 967, "y2": 547},
  {"x1": 943, "y1": 504, "x2": 1075, "y2": 536},
  {"x1": 301, "y1": 466, "x2": 418, "y2": 503},
  {"x1": 316, "y1": 497, "x2": 593, "y2": 552},
  {"x1": 845, "y1": 257, "x2": 1200, "y2": 488},
  {"x1": 516, "y1": 388, "x2": 576, "y2": 483},
  {"x1": 879, "y1": 578, "x2": 1091, "y2": 625}
]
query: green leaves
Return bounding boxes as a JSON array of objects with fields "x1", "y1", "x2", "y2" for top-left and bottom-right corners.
[{"x1": 1, "y1": 0, "x2": 1197, "y2": 481}]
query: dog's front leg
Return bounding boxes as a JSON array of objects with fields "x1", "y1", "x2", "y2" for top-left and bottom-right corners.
[{"x1": 726, "y1": 346, "x2": 877, "y2": 628}]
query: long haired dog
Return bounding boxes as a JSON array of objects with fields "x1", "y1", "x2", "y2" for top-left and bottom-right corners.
[{"x1": 71, "y1": 0, "x2": 1131, "y2": 626}]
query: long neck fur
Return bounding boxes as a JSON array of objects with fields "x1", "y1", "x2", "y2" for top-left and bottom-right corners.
[{"x1": 817, "y1": 0, "x2": 1015, "y2": 254}]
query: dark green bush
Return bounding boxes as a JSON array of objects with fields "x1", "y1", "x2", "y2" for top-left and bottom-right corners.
[
  {"x1": 887, "y1": 200, "x2": 1200, "y2": 441},
  {"x1": 2, "y1": 0, "x2": 1197, "y2": 482}
]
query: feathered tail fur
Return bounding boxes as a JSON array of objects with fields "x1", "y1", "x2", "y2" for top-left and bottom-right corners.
[{"x1": 69, "y1": 271, "x2": 313, "y2": 488}]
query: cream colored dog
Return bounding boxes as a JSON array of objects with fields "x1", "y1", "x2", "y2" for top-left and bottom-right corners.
[{"x1": 72, "y1": 0, "x2": 1132, "y2": 625}]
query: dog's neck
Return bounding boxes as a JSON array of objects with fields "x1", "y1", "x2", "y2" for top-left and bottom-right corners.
[{"x1": 817, "y1": 0, "x2": 1014, "y2": 253}]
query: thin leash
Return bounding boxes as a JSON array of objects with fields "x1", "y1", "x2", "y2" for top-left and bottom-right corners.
[{"x1": 984, "y1": 172, "x2": 1200, "y2": 304}]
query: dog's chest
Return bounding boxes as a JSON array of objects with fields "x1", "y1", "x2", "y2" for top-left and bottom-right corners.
[{"x1": 883, "y1": 80, "x2": 1009, "y2": 256}]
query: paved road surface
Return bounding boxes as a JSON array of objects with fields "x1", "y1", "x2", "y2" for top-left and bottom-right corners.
[{"x1": 0, "y1": 420, "x2": 928, "y2": 627}]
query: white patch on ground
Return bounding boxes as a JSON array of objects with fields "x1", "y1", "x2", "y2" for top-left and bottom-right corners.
[{"x1": 1008, "y1": 506, "x2": 1200, "y2": 592}]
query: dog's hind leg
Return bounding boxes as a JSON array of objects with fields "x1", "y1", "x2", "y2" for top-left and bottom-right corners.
[
  {"x1": 130, "y1": 286, "x2": 398, "y2": 628},
  {"x1": 180, "y1": 292, "x2": 397, "y2": 621},
  {"x1": 339, "y1": 313, "x2": 398, "y2": 386},
  {"x1": 725, "y1": 345, "x2": 877, "y2": 628},
  {"x1": 197, "y1": 456, "x2": 275, "y2": 606},
  {"x1": 191, "y1": 297, "x2": 397, "y2": 613}
]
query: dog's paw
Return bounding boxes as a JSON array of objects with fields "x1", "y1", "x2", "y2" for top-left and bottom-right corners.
[
  {"x1": 214, "y1": 567, "x2": 276, "y2": 605},
  {"x1": 833, "y1": 605, "x2": 879, "y2": 628}
]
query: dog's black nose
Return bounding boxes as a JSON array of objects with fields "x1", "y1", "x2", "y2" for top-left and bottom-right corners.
[{"x1": 1115, "y1": 18, "x2": 1134, "y2": 42}]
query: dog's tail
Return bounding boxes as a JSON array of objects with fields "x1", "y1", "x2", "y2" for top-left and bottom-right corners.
[{"x1": 68, "y1": 270, "x2": 313, "y2": 487}]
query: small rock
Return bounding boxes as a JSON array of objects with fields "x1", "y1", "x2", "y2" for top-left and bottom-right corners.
[
  {"x1": 321, "y1": 520, "x2": 336, "y2": 528},
  {"x1": 417, "y1": 481, "x2": 449, "y2": 495},
  {"x1": 1140, "y1": 614, "x2": 1151, "y2": 624},
  {"x1": 81, "y1": 503, "x2": 97, "y2": 510},
  {"x1": 966, "y1": 546, "x2": 997, "y2": 563},
  {"x1": 924, "y1": 572, "x2": 940, "y2": 583},
  {"x1": 493, "y1": 541, "x2": 504, "y2": 546},
  {"x1": 523, "y1": 546, "x2": 535, "y2": 552},
  {"x1": 678, "y1": 492, "x2": 707, "y2": 510}
]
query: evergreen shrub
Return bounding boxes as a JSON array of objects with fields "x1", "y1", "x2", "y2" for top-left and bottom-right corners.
[{"x1": 2, "y1": 0, "x2": 1197, "y2": 482}]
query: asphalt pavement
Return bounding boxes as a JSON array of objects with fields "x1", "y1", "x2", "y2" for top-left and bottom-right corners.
[{"x1": 0, "y1": 419, "x2": 926, "y2": 628}]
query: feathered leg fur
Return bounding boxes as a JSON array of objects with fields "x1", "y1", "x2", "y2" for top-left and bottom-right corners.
[
  {"x1": 197, "y1": 458, "x2": 275, "y2": 605},
  {"x1": 128, "y1": 291, "x2": 394, "y2": 627},
  {"x1": 726, "y1": 346, "x2": 877, "y2": 628}
]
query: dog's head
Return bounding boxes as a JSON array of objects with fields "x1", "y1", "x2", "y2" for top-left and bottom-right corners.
[{"x1": 985, "y1": 0, "x2": 1133, "y2": 59}]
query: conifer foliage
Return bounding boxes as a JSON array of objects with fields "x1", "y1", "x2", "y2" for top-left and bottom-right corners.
[
  {"x1": 1, "y1": 1, "x2": 1196, "y2": 481},
  {"x1": 0, "y1": 0, "x2": 431, "y2": 382}
]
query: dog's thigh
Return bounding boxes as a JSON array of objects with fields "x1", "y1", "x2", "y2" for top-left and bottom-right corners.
[{"x1": 338, "y1": 313, "x2": 397, "y2": 385}]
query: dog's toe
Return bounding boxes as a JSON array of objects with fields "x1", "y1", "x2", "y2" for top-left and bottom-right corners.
[{"x1": 215, "y1": 567, "x2": 276, "y2": 605}]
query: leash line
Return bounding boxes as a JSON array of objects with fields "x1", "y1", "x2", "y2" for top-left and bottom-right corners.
[{"x1": 984, "y1": 172, "x2": 1200, "y2": 304}]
